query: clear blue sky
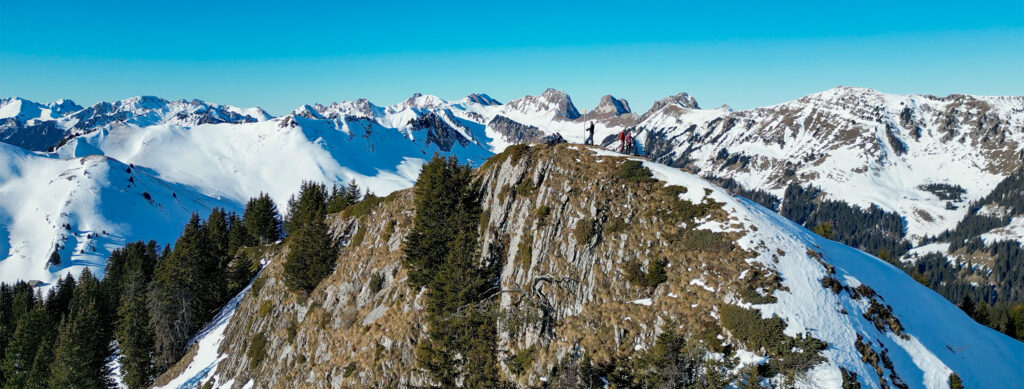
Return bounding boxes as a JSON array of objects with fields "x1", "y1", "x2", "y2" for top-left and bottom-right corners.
[{"x1": 1, "y1": 0, "x2": 1022, "y2": 115}]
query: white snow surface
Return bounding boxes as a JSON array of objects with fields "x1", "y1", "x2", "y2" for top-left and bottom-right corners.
[
  {"x1": 0, "y1": 142, "x2": 236, "y2": 285},
  {"x1": 154, "y1": 272, "x2": 255, "y2": 389},
  {"x1": 639, "y1": 158, "x2": 1023, "y2": 388},
  {"x1": 633, "y1": 87, "x2": 1024, "y2": 242}
]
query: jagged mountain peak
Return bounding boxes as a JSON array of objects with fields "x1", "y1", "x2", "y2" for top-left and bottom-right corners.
[
  {"x1": 119, "y1": 95, "x2": 171, "y2": 110},
  {"x1": 47, "y1": 98, "x2": 83, "y2": 114},
  {"x1": 292, "y1": 104, "x2": 325, "y2": 120},
  {"x1": 592, "y1": 94, "x2": 632, "y2": 116},
  {"x1": 648, "y1": 92, "x2": 700, "y2": 113},
  {"x1": 385, "y1": 93, "x2": 448, "y2": 114},
  {"x1": 465, "y1": 93, "x2": 501, "y2": 106},
  {"x1": 505, "y1": 88, "x2": 581, "y2": 120}
]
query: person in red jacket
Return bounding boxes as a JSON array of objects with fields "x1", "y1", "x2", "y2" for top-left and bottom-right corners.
[{"x1": 618, "y1": 130, "x2": 626, "y2": 152}]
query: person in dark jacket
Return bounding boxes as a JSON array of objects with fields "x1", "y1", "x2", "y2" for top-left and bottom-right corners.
[{"x1": 584, "y1": 121, "x2": 595, "y2": 145}]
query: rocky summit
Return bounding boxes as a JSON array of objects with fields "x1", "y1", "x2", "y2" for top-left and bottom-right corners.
[{"x1": 155, "y1": 144, "x2": 1023, "y2": 388}]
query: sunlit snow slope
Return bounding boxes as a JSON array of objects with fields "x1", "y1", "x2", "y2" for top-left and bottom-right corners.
[{"x1": 0, "y1": 142, "x2": 236, "y2": 284}]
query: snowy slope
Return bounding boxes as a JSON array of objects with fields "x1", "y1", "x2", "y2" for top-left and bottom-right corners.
[
  {"x1": 55, "y1": 115, "x2": 493, "y2": 209},
  {"x1": 643, "y1": 157, "x2": 1024, "y2": 388},
  {"x1": 162, "y1": 149, "x2": 1024, "y2": 389},
  {"x1": 634, "y1": 87, "x2": 1024, "y2": 241},
  {"x1": 0, "y1": 112, "x2": 494, "y2": 285},
  {"x1": 2, "y1": 87, "x2": 1021, "y2": 290},
  {"x1": 0, "y1": 96, "x2": 271, "y2": 151},
  {"x1": 0, "y1": 142, "x2": 236, "y2": 286}
]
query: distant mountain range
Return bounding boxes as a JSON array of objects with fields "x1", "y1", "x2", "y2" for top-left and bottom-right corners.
[{"x1": 0, "y1": 87, "x2": 1021, "y2": 299}]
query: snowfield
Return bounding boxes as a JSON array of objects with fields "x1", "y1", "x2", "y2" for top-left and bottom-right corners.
[
  {"x1": 641, "y1": 157, "x2": 1024, "y2": 389},
  {"x1": 0, "y1": 142, "x2": 236, "y2": 285}
]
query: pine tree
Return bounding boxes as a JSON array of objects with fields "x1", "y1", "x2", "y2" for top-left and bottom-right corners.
[
  {"x1": 282, "y1": 181, "x2": 337, "y2": 293},
  {"x1": 26, "y1": 336, "x2": 53, "y2": 389},
  {"x1": 1, "y1": 305, "x2": 49, "y2": 388},
  {"x1": 243, "y1": 193, "x2": 282, "y2": 245},
  {"x1": 148, "y1": 214, "x2": 218, "y2": 371},
  {"x1": 326, "y1": 182, "x2": 359, "y2": 214},
  {"x1": 45, "y1": 274, "x2": 75, "y2": 322},
  {"x1": 227, "y1": 212, "x2": 255, "y2": 255},
  {"x1": 403, "y1": 156, "x2": 500, "y2": 386},
  {"x1": 403, "y1": 156, "x2": 482, "y2": 288},
  {"x1": 47, "y1": 249, "x2": 60, "y2": 267},
  {"x1": 959, "y1": 295, "x2": 976, "y2": 319},
  {"x1": 0, "y1": 282, "x2": 37, "y2": 387},
  {"x1": 206, "y1": 208, "x2": 230, "y2": 266},
  {"x1": 49, "y1": 279, "x2": 108, "y2": 389},
  {"x1": 205, "y1": 208, "x2": 231, "y2": 304},
  {"x1": 115, "y1": 267, "x2": 156, "y2": 389},
  {"x1": 0, "y1": 284, "x2": 11, "y2": 386},
  {"x1": 227, "y1": 253, "x2": 256, "y2": 296},
  {"x1": 285, "y1": 181, "x2": 328, "y2": 235}
]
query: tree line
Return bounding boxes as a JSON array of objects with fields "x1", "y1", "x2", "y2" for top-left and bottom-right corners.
[{"x1": 0, "y1": 180, "x2": 362, "y2": 388}]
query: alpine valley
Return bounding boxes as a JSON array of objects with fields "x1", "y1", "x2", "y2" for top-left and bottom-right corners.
[{"x1": 0, "y1": 87, "x2": 1021, "y2": 389}]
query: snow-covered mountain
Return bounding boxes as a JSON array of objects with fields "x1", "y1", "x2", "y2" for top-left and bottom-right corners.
[
  {"x1": 631, "y1": 87, "x2": 1024, "y2": 242},
  {"x1": 0, "y1": 96, "x2": 271, "y2": 152},
  {"x1": 0, "y1": 142, "x2": 235, "y2": 284},
  {"x1": 1, "y1": 87, "x2": 1022, "y2": 293},
  {"x1": 158, "y1": 145, "x2": 1024, "y2": 388}
]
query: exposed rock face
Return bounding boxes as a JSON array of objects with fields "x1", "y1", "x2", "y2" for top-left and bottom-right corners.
[
  {"x1": 165, "y1": 145, "x2": 1023, "y2": 388},
  {"x1": 0, "y1": 118, "x2": 65, "y2": 151},
  {"x1": 506, "y1": 88, "x2": 582, "y2": 121},
  {"x1": 583, "y1": 95, "x2": 640, "y2": 128},
  {"x1": 486, "y1": 115, "x2": 545, "y2": 144},
  {"x1": 635, "y1": 87, "x2": 1024, "y2": 239},
  {"x1": 408, "y1": 113, "x2": 471, "y2": 152},
  {"x1": 0, "y1": 96, "x2": 267, "y2": 151},
  {"x1": 466, "y1": 93, "x2": 501, "y2": 106},
  {"x1": 641, "y1": 92, "x2": 701, "y2": 121},
  {"x1": 590, "y1": 95, "x2": 632, "y2": 118}
]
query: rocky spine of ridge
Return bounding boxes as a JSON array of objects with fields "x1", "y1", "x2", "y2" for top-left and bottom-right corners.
[{"x1": 156, "y1": 144, "x2": 1022, "y2": 389}]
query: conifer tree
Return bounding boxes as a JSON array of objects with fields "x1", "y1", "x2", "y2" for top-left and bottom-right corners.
[
  {"x1": 227, "y1": 253, "x2": 256, "y2": 296},
  {"x1": 207, "y1": 208, "x2": 230, "y2": 266},
  {"x1": 283, "y1": 181, "x2": 337, "y2": 293},
  {"x1": 205, "y1": 208, "x2": 231, "y2": 303},
  {"x1": 227, "y1": 212, "x2": 255, "y2": 254},
  {"x1": 243, "y1": 193, "x2": 282, "y2": 244},
  {"x1": 324, "y1": 180, "x2": 362, "y2": 214},
  {"x1": 1, "y1": 304, "x2": 49, "y2": 388},
  {"x1": 403, "y1": 156, "x2": 482, "y2": 287},
  {"x1": 285, "y1": 181, "x2": 328, "y2": 235},
  {"x1": 148, "y1": 214, "x2": 218, "y2": 371},
  {"x1": 26, "y1": 337, "x2": 53, "y2": 389},
  {"x1": 403, "y1": 156, "x2": 500, "y2": 386},
  {"x1": 49, "y1": 274, "x2": 108, "y2": 389},
  {"x1": 47, "y1": 249, "x2": 60, "y2": 267},
  {"x1": 959, "y1": 295, "x2": 976, "y2": 319},
  {"x1": 0, "y1": 284, "x2": 11, "y2": 386},
  {"x1": 115, "y1": 267, "x2": 156, "y2": 389},
  {"x1": 45, "y1": 274, "x2": 76, "y2": 322}
]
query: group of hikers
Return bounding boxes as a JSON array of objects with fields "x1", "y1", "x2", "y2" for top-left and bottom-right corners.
[
  {"x1": 543, "y1": 121, "x2": 640, "y2": 155},
  {"x1": 582, "y1": 121, "x2": 639, "y2": 155}
]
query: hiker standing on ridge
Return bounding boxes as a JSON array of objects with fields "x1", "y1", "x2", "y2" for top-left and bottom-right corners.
[
  {"x1": 618, "y1": 129, "x2": 626, "y2": 152},
  {"x1": 584, "y1": 121, "x2": 595, "y2": 145},
  {"x1": 624, "y1": 130, "x2": 634, "y2": 155}
]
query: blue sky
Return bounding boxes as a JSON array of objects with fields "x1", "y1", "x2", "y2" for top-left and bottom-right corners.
[{"x1": 1, "y1": 0, "x2": 1021, "y2": 115}]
